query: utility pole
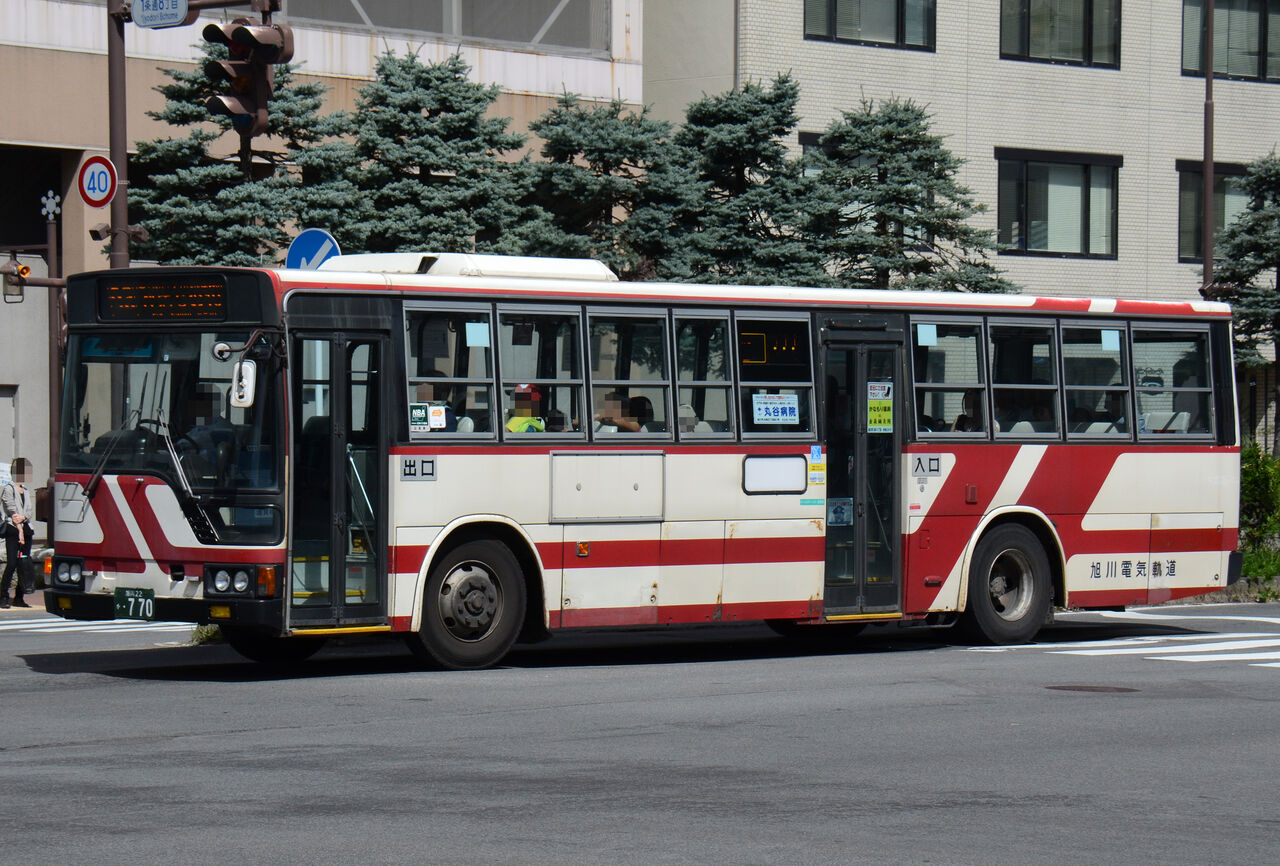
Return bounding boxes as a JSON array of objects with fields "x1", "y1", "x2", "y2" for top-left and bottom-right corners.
[
  {"x1": 107, "y1": 0, "x2": 130, "y2": 269},
  {"x1": 1202, "y1": 0, "x2": 1216, "y2": 292}
]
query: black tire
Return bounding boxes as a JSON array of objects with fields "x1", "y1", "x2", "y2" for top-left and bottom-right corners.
[
  {"x1": 765, "y1": 619, "x2": 866, "y2": 640},
  {"x1": 407, "y1": 540, "x2": 527, "y2": 671},
  {"x1": 962, "y1": 524, "x2": 1051, "y2": 645},
  {"x1": 222, "y1": 626, "x2": 326, "y2": 665}
]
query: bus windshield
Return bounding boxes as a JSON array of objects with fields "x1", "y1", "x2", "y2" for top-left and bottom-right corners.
[{"x1": 60, "y1": 331, "x2": 281, "y2": 497}]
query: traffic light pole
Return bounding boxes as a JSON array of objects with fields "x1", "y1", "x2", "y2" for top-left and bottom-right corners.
[
  {"x1": 107, "y1": 0, "x2": 130, "y2": 269},
  {"x1": 105, "y1": 1, "x2": 281, "y2": 267}
]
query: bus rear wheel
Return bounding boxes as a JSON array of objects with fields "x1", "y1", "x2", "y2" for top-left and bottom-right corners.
[
  {"x1": 222, "y1": 626, "x2": 326, "y2": 665},
  {"x1": 962, "y1": 524, "x2": 1051, "y2": 645},
  {"x1": 408, "y1": 540, "x2": 527, "y2": 670}
]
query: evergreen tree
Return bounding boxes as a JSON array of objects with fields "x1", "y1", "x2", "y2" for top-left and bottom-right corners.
[
  {"x1": 345, "y1": 51, "x2": 528, "y2": 254},
  {"x1": 1207, "y1": 152, "x2": 1280, "y2": 447},
  {"x1": 130, "y1": 40, "x2": 328, "y2": 265},
  {"x1": 670, "y1": 74, "x2": 827, "y2": 286},
  {"x1": 808, "y1": 98, "x2": 1014, "y2": 293},
  {"x1": 526, "y1": 94, "x2": 680, "y2": 280}
]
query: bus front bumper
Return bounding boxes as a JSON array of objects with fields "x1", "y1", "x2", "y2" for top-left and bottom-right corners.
[{"x1": 44, "y1": 591, "x2": 283, "y2": 628}]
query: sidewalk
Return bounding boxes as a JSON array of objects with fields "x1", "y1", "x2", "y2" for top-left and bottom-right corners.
[{"x1": 0, "y1": 589, "x2": 46, "y2": 615}]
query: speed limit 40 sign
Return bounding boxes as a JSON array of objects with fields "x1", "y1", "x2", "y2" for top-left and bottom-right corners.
[{"x1": 78, "y1": 155, "x2": 118, "y2": 208}]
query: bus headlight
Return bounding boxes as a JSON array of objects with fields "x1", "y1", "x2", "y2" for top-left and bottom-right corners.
[
  {"x1": 232, "y1": 570, "x2": 251, "y2": 593},
  {"x1": 213, "y1": 569, "x2": 232, "y2": 593},
  {"x1": 52, "y1": 558, "x2": 85, "y2": 589}
]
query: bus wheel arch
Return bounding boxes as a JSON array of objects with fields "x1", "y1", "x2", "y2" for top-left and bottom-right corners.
[
  {"x1": 408, "y1": 518, "x2": 547, "y2": 668},
  {"x1": 959, "y1": 511, "x2": 1063, "y2": 644}
]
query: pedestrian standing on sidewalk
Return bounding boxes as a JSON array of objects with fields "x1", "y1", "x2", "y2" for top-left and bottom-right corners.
[{"x1": 1, "y1": 457, "x2": 35, "y2": 609}]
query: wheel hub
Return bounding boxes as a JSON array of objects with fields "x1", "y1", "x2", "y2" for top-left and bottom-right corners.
[{"x1": 438, "y1": 564, "x2": 501, "y2": 640}]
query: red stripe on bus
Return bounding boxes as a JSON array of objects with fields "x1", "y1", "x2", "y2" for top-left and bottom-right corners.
[
  {"x1": 556, "y1": 598, "x2": 820, "y2": 629},
  {"x1": 543, "y1": 536, "x2": 822, "y2": 569}
]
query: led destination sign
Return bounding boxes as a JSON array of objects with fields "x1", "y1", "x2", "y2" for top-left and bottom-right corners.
[{"x1": 99, "y1": 277, "x2": 227, "y2": 322}]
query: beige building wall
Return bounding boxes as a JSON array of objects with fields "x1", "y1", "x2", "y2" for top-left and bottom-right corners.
[
  {"x1": 646, "y1": 0, "x2": 1280, "y2": 305},
  {"x1": 643, "y1": 0, "x2": 736, "y2": 123}
]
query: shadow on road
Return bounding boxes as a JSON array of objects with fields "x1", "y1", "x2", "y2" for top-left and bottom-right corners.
[{"x1": 17, "y1": 617, "x2": 1206, "y2": 683}]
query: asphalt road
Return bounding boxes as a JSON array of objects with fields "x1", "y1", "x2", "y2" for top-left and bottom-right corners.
[{"x1": 1, "y1": 601, "x2": 1278, "y2": 865}]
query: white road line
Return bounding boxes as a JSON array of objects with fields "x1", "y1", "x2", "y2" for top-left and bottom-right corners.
[
  {"x1": 1083, "y1": 609, "x2": 1280, "y2": 627},
  {"x1": 966, "y1": 632, "x2": 1272, "y2": 653},
  {"x1": 1146, "y1": 651, "x2": 1280, "y2": 663},
  {"x1": 1051, "y1": 638, "x2": 1280, "y2": 656}
]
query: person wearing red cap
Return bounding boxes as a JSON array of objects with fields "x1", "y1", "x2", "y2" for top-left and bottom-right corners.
[{"x1": 506, "y1": 384, "x2": 545, "y2": 433}]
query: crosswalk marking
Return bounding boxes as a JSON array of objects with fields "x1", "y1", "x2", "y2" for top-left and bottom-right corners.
[
  {"x1": 969, "y1": 608, "x2": 1280, "y2": 670},
  {"x1": 0, "y1": 616, "x2": 192, "y2": 634}
]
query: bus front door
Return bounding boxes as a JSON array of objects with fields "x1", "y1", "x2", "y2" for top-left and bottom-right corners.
[
  {"x1": 289, "y1": 333, "x2": 389, "y2": 627},
  {"x1": 822, "y1": 340, "x2": 902, "y2": 617}
]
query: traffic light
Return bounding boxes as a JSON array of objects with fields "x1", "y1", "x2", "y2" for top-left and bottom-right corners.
[{"x1": 202, "y1": 18, "x2": 294, "y2": 138}]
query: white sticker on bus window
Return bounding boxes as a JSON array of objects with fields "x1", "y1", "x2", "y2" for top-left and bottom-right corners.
[
  {"x1": 1102, "y1": 329, "x2": 1120, "y2": 351},
  {"x1": 752, "y1": 393, "x2": 800, "y2": 424},
  {"x1": 465, "y1": 321, "x2": 490, "y2": 347},
  {"x1": 917, "y1": 324, "x2": 937, "y2": 346},
  {"x1": 428, "y1": 405, "x2": 449, "y2": 429},
  {"x1": 409, "y1": 403, "x2": 431, "y2": 434}
]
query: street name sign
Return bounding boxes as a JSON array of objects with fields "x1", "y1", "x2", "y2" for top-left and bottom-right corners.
[{"x1": 132, "y1": 0, "x2": 194, "y2": 30}]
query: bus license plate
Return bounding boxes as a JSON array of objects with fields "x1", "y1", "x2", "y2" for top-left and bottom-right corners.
[{"x1": 114, "y1": 587, "x2": 156, "y2": 621}]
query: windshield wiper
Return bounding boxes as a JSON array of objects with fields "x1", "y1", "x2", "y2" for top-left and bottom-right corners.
[
  {"x1": 154, "y1": 412, "x2": 220, "y2": 544},
  {"x1": 84, "y1": 373, "x2": 147, "y2": 500}
]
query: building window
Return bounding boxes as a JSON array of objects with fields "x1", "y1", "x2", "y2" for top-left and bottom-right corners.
[
  {"x1": 1177, "y1": 161, "x2": 1249, "y2": 261},
  {"x1": 1000, "y1": 0, "x2": 1120, "y2": 67},
  {"x1": 803, "y1": 0, "x2": 936, "y2": 50},
  {"x1": 1182, "y1": 0, "x2": 1280, "y2": 81},
  {"x1": 996, "y1": 148, "x2": 1121, "y2": 258}
]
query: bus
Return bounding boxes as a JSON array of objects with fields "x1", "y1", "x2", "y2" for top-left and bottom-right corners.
[{"x1": 44, "y1": 253, "x2": 1242, "y2": 668}]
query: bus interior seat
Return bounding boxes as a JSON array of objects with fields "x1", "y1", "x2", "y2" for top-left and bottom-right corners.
[
  {"x1": 455, "y1": 415, "x2": 475, "y2": 433},
  {"x1": 1144, "y1": 411, "x2": 1189, "y2": 433},
  {"x1": 694, "y1": 420, "x2": 714, "y2": 433},
  {"x1": 1084, "y1": 421, "x2": 1118, "y2": 434},
  {"x1": 1008, "y1": 420, "x2": 1036, "y2": 434}
]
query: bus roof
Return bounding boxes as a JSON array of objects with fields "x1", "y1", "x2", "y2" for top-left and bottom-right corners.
[{"x1": 274, "y1": 253, "x2": 1232, "y2": 320}]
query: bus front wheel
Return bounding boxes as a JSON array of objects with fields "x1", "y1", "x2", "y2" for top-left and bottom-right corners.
[
  {"x1": 962, "y1": 524, "x2": 1051, "y2": 645},
  {"x1": 408, "y1": 540, "x2": 527, "y2": 670}
]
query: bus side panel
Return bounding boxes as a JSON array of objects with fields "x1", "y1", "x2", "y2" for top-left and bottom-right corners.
[{"x1": 904, "y1": 444, "x2": 1239, "y2": 613}]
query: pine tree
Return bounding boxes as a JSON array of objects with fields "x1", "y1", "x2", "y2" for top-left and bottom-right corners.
[
  {"x1": 670, "y1": 74, "x2": 827, "y2": 286},
  {"x1": 1207, "y1": 152, "x2": 1280, "y2": 447},
  {"x1": 808, "y1": 98, "x2": 1014, "y2": 293},
  {"x1": 525, "y1": 94, "x2": 681, "y2": 279},
  {"x1": 129, "y1": 41, "x2": 325, "y2": 265},
  {"x1": 345, "y1": 52, "x2": 528, "y2": 254}
]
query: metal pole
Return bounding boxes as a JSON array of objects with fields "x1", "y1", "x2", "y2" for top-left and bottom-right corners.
[
  {"x1": 107, "y1": 0, "x2": 130, "y2": 269},
  {"x1": 45, "y1": 218, "x2": 60, "y2": 547},
  {"x1": 1202, "y1": 0, "x2": 1215, "y2": 289}
]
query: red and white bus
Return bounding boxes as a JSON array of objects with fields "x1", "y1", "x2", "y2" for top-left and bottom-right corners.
[{"x1": 45, "y1": 253, "x2": 1242, "y2": 668}]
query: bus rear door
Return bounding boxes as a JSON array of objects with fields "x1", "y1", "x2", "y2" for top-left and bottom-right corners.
[{"x1": 821, "y1": 315, "x2": 905, "y2": 618}]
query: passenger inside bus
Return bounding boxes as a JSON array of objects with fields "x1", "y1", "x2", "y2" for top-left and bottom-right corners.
[
  {"x1": 952, "y1": 389, "x2": 984, "y2": 432},
  {"x1": 505, "y1": 383, "x2": 545, "y2": 433},
  {"x1": 414, "y1": 377, "x2": 457, "y2": 432},
  {"x1": 595, "y1": 391, "x2": 640, "y2": 433}
]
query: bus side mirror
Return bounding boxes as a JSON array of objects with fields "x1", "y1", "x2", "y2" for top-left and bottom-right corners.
[{"x1": 230, "y1": 359, "x2": 257, "y2": 408}]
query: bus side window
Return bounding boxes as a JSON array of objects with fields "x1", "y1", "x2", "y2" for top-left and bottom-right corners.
[
  {"x1": 676, "y1": 315, "x2": 733, "y2": 436},
  {"x1": 588, "y1": 313, "x2": 671, "y2": 437},
  {"x1": 497, "y1": 311, "x2": 585, "y2": 438},
  {"x1": 737, "y1": 317, "x2": 814, "y2": 436},
  {"x1": 404, "y1": 308, "x2": 494, "y2": 437},
  {"x1": 912, "y1": 321, "x2": 985, "y2": 436}
]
